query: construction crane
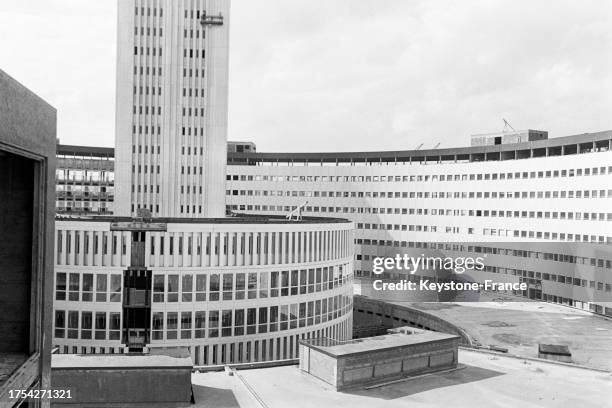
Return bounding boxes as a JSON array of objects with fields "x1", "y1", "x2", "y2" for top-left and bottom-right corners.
[
  {"x1": 502, "y1": 118, "x2": 516, "y2": 133},
  {"x1": 286, "y1": 201, "x2": 308, "y2": 222},
  {"x1": 415, "y1": 143, "x2": 424, "y2": 150}
]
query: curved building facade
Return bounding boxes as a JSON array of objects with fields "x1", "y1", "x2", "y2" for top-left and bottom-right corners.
[
  {"x1": 53, "y1": 216, "x2": 353, "y2": 364},
  {"x1": 224, "y1": 131, "x2": 612, "y2": 316}
]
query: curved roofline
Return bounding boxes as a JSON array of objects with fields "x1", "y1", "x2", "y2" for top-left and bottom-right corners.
[
  {"x1": 56, "y1": 130, "x2": 612, "y2": 163},
  {"x1": 55, "y1": 213, "x2": 352, "y2": 225},
  {"x1": 228, "y1": 130, "x2": 612, "y2": 164}
]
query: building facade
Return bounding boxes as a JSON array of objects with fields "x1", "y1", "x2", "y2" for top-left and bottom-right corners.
[
  {"x1": 115, "y1": 0, "x2": 230, "y2": 218},
  {"x1": 53, "y1": 217, "x2": 353, "y2": 364},
  {"x1": 224, "y1": 131, "x2": 612, "y2": 315}
]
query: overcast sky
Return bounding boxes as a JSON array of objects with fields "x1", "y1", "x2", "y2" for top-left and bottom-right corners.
[{"x1": 1, "y1": 0, "x2": 610, "y2": 151}]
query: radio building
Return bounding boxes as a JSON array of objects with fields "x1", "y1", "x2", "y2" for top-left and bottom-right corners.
[{"x1": 52, "y1": 0, "x2": 354, "y2": 365}]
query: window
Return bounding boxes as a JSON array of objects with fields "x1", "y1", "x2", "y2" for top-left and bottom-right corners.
[
  {"x1": 167, "y1": 312, "x2": 178, "y2": 339},
  {"x1": 258, "y1": 307, "x2": 268, "y2": 333},
  {"x1": 95, "y1": 312, "x2": 106, "y2": 340},
  {"x1": 56, "y1": 272, "x2": 66, "y2": 300},
  {"x1": 195, "y1": 311, "x2": 206, "y2": 338},
  {"x1": 66, "y1": 311, "x2": 79, "y2": 339},
  {"x1": 96, "y1": 274, "x2": 107, "y2": 302},
  {"x1": 110, "y1": 274, "x2": 121, "y2": 302},
  {"x1": 181, "y1": 312, "x2": 192, "y2": 339},
  {"x1": 208, "y1": 311, "x2": 219, "y2": 338},
  {"x1": 234, "y1": 309, "x2": 244, "y2": 336},
  {"x1": 152, "y1": 312, "x2": 164, "y2": 340},
  {"x1": 153, "y1": 275, "x2": 165, "y2": 302},
  {"x1": 182, "y1": 274, "x2": 193, "y2": 302},
  {"x1": 167, "y1": 274, "x2": 179, "y2": 302},
  {"x1": 69, "y1": 273, "x2": 79, "y2": 301},
  {"x1": 55, "y1": 310, "x2": 65, "y2": 338},
  {"x1": 109, "y1": 313, "x2": 121, "y2": 340},
  {"x1": 222, "y1": 273, "x2": 233, "y2": 301},
  {"x1": 209, "y1": 274, "x2": 220, "y2": 301},
  {"x1": 270, "y1": 306, "x2": 278, "y2": 332},
  {"x1": 82, "y1": 273, "x2": 93, "y2": 301},
  {"x1": 270, "y1": 272, "x2": 279, "y2": 297},
  {"x1": 195, "y1": 274, "x2": 207, "y2": 301},
  {"x1": 222, "y1": 310, "x2": 232, "y2": 337},
  {"x1": 247, "y1": 308, "x2": 257, "y2": 334},
  {"x1": 81, "y1": 312, "x2": 92, "y2": 339},
  {"x1": 247, "y1": 273, "x2": 257, "y2": 299}
]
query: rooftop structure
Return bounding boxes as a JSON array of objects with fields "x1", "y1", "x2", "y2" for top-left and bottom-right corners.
[
  {"x1": 299, "y1": 328, "x2": 459, "y2": 390},
  {"x1": 470, "y1": 129, "x2": 548, "y2": 146},
  {"x1": 51, "y1": 348, "x2": 193, "y2": 407}
]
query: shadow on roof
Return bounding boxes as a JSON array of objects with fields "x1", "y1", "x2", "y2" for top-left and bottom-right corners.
[
  {"x1": 343, "y1": 364, "x2": 504, "y2": 400},
  {"x1": 192, "y1": 384, "x2": 240, "y2": 408}
]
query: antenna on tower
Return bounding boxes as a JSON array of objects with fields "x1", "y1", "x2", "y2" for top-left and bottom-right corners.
[{"x1": 502, "y1": 118, "x2": 516, "y2": 133}]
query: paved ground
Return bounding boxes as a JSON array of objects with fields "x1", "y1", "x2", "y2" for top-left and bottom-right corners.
[
  {"x1": 396, "y1": 297, "x2": 612, "y2": 370},
  {"x1": 192, "y1": 350, "x2": 612, "y2": 408}
]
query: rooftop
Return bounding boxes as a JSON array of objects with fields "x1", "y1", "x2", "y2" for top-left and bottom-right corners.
[
  {"x1": 55, "y1": 213, "x2": 352, "y2": 225},
  {"x1": 56, "y1": 130, "x2": 612, "y2": 164},
  {"x1": 394, "y1": 297, "x2": 612, "y2": 371},
  {"x1": 52, "y1": 351, "x2": 193, "y2": 370},
  {"x1": 191, "y1": 348, "x2": 612, "y2": 408},
  {"x1": 301, "y1": 329, "x2": 458, "y2": 358}
]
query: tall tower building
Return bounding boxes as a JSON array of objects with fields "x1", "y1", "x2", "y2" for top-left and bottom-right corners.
[{"x1": 115, "y1": 0, "x2": 230, "y2": 218}]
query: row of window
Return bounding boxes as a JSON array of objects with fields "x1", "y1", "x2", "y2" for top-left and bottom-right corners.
[
  {"x1": 151, "y1": 296, "x2": 352, "y2": 341},
  {"x1": 54, "y1": 310, "x2": 120, "y2": 340},
  {"x1": 353, "y1": 222, "x2": 611, "y2": 242},
  {"x1": 227, "y1": 166, "x2": 612, "y2": 183},
  {"x1": 182, "y1": 49, "x2": 205, "y2": 60},
  {"x1": 132, "y1": 86, "x2": 162, "y2": 96},
  {"x1": 135, "y1": 6, "x2": 163, "y2": 17},
  {"x1": 227, "y1": 189, "x2": 612, "y2": 199},
  {"x1": 151, "y1": 265, "x2": 350, "y2": 303},
  {"x1": 134, "y1": 26, "x2": 163, "y2": 37},
  {"x1": 54, "y1": 295, "x2": 351, "y2": 343},
  {"x1": 55, "y1": 272, "x2": 121, "y2": 302},
  {"x1": 357, "y1": 241, "x2": 612, "y2": 269},
  {"x1": 56, "y1": 169, "x2": 114, "y2": 183},
  {"x1": 54, "y1": 323, "x2": 351, "y2": 366},
  {"x1": 56, "y1": 184, "x2": 114, "y2": 193},
  {"x1": 134, "y1": 46, "x2": 162, "y2": 57}
]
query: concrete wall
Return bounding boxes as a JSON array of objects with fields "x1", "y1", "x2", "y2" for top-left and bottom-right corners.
[
  {"x1": 0, "y1": 69, "x2": 56, "y2": 407},
  {"x1": 51, "y1": 367, "x2": 192, "y2": 407},
  {"x1": 336, "y1": 338, "x2": 458, "y2": 390},
  {"x1": 299, "y1": 345, "x2": 338, "y2": 387},
  {"x1": 353, "y1": 296, "x2": 472, "y2": 345}
]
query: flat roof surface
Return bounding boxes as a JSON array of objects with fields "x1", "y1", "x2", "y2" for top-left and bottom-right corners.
[
  {"x1": 55, "y1": 213, "x2": 352, "y2": 225},
  {"x1": 392, "y1": 296, "x2": 612, "y2": 371},
  {"x1": 52, "y1": 353, "x2": 193, "y2": 370},
  {"x1": 302, "y1": 329, "x2": 458, "y2": 358},
  {"x1": 192, "y1": 349, "x2": 612, "y2": 408}
]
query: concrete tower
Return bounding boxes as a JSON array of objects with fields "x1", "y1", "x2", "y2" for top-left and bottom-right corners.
[{"x1": 115, "y1": 0, "x2": 230, "y2": 218}]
